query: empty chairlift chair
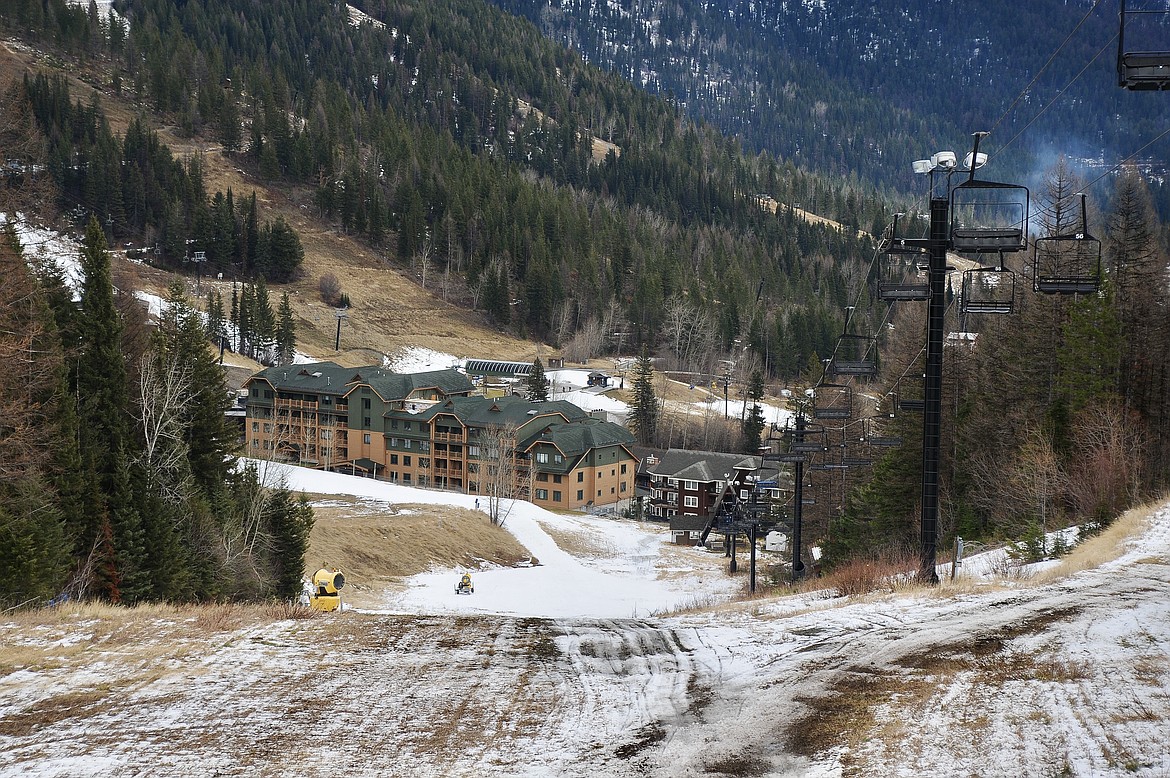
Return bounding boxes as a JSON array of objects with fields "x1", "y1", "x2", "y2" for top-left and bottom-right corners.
[
  {"x1": 961, "y1": 252, "x2": 1016, "y2": 315},
  {"x1": 950, "y1": 180, "x2": 1029, "y2": 255},
  {"x1": 878, "y1": 213, "x2": 931, "y2": 302},
  {"x1": 1033, "y1": 193, "x2": 1101, "y2": 294},
  {"x1": 829, "y1": 334, "x2": 878, "y2": 378},
  {"x1": 1118, "y1": 1, "x2": 1170, "y2": 90},
  {"x1": 812, "y1": 382, "x2": 853, "y2": 420}
]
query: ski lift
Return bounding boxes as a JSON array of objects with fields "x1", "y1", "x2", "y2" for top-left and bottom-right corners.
[
  {"x1": 861, "y1": 417, "x2": 902, "y2": 448},
  {"x1": 961, "y1": 252, "x2": 1016, "y2": 315},
  {"x1": 950, "y1": 180, "x2": 1028, "y2": 254},
  {"x1": 879, "y1": 214, "x2": 931, "y2": 302},
  {"x1": 829, "y1": 334, "x2": 878, "y2": 377},
  {"x1": 1033, "y1": 193, "x2": 1101, "y2": 294},
  {"x1": 812, "y1": 382, "x2": 852, "y2": 420},
  {"x1": 1118, "y1": 1, "x2": 1170, "y2": 90},
  {"x1": 896, "y1": 386, "x2": 925, "y2": 413}
]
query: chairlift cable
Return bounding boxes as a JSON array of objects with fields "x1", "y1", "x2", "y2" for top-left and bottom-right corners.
[
  {"x1": 986, "y1": 0, "x2": 1107, "y2": 139},
  {"x1": 1081, "y1": 123, "x2": 1170, "y2": 193},
  {"x1": 988, "y1": 33, "x2": 1117, "y2": 164}
]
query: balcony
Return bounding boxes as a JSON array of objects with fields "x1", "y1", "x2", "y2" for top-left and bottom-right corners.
[
  {"x1": 275, "y1": 398, "x2": 319, "y2": 410},
  {"x1": 434, "y1": 430, "x2": 465, "y2": 443}
]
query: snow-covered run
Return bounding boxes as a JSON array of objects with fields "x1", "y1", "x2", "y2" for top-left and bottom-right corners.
[
  {"x1": 4, "y1": 213, "x2": 84, "y2": 299},
  {"x1": 256, "y1": 459, "x2": 739, "y2": 618}
]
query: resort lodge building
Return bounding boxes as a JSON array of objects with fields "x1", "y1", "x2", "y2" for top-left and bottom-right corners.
[{"x1": 244, "y1": 362, "x2": 637, "y2": 510}]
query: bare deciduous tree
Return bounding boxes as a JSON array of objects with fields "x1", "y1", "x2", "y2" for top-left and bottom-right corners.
[
  {"x1": 137, "y1": 355, "x2": 194, "y2": 504},
  {"x1": 479, "y1": 422, "x2": 518, "y2": 527}
]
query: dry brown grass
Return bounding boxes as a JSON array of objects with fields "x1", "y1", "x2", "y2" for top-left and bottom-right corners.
[
  {"x1": 0, "y1": 600, "x2": 309, "y2": 675},
  {"x1": 1034, "y1": 500, "x2": 1163, "y2": 583}
]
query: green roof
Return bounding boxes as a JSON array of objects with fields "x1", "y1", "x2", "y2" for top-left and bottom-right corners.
[
  {"x1": 248, "y1": 362, "x2": 472, "y2": 401},
  {"x1": 523, "y1": 417, "x2": 636, "y2": 456},
  {"x1": 422, "y1": 395, "x2": 589, "y2": 427}
]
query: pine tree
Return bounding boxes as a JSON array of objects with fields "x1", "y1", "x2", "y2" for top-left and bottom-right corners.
[
  {"x1": 525, "y1": 358, "x2": 549, "y2": 402},
  {"x1": 741, "y1": 369, "x2": 766, "y2": 453},
  {"x1": 275, "y1": 291, "x2": 296, "y2": 366},
  {"x1": 76, "y1": 218, "x2": 145, "y2": 600},
  {"x1": 265, "y1": 488, "x2": 314, "y2": 600},
  {"x1": 629, "y1": 350, "x2": 659, "y2": 446}
]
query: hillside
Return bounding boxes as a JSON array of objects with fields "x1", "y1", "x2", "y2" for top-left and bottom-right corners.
[
  {"x1": 493, "y1": 0, "x2": 1170, "y2": 206},
  {"x1": 0, "y1": 38, "x2": 543, "y2": 365},
  {"x1": 2, "y1": 465, "x2": 1168, "y2": 776}
]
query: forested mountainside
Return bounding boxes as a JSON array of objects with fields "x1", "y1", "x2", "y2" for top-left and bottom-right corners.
[
  {"x1": 3, "y1": 0, "x2": 893, "y2": 378},
  {"x1": 5, "y1": 0, "x2": 1170, "y2": 589},
  {"x1": 494, "y1": 0, "x2": 1170, "y2": 202}
]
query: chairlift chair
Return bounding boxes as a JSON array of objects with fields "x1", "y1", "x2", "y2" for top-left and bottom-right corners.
[
  {"x1": 829, "y1": 334, "x2": 878, "y2": 377},
  {"x1": 879, "y1": 213, "x2": 931, "y2": 302},
  {"x1": 896, "y1": 387, "x2": 925, "y2": 413},
  {"x1": 1033, "y1": 194, "x2": 1102, "y2": 294},
  {"x1": 950, "y1": 180, "x2": 1029, "y2": 254},
  {"x1": 1118, "y1": 1, "x2": 1170, "y2": 90},
  {"x1": 812, "y1": 383, "x2": 852, "y2": 420},
  {"x1": 961, "y1": 254, "x2": 1016, "y2": 315}
]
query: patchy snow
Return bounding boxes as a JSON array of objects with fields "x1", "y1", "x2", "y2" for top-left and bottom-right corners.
[
  {"x1": 4, "y1": 213, "x2": 84, "y2": 299},
  {"x1": 383, "y1": 345, "x2": 463, "y2": 373},
  {"x1": 4, "y1": 459, "x2": 1170, "y2": 775}
]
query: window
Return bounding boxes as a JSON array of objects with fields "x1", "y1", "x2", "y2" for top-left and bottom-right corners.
[
  {"x1": 403, "y1": 439, "x2": 412, "y2": 449},
  {"x1": 684, "y1": 496, "x2": 699, "y2": 508},
  {"x1": 668, "y1": 493, "x2": 677, "y2": 504},
  {"x1": 321, "y1": 430, "x2": 332, "y2": 440},
  {"x1": 363, "y1": 433, "x2": 371, "y2": 444},
  {"x1": 597, "y1": 489, "x2": 602, "y2": 497},
  {"x1": 554, "y1": 454, "x2": 563, "y2": 464},
  {"x1": 390, "y1": 455, "x2": 398, "y2": 465},
  {"x1": 577, "y1": 472, "x2": 584, "y2": 483},
  {"x1": 420, "y1": 458, "x2": 430, "y2": 469},
  {"x1": 668, "y1": 478, "x2": 677, "y2": 487},
  {"x1": 684, "y1": 480, "x2": 698, "y2": 491},
  {"x1": 576, "y1": 490, "x2": 584, "y2": 501},
  {"x1": 402, "y1": 473, "x2": 411, "y2": 483},
  {"x1": 553, "y1": 474, "x2": 562, "y2": 484},
  {"x1": 620, "y1": 482, "x2": 627, "y2": 492},
  {"x1": 322, "y1": 397, "x2": 331, "y2": 405},
  {"x1": 263, "y1": 423, "x2": 272, "y2": 433},
  {"x1": 403, "y1": 456, "x2": 411, "y2": 467},
  {"x1": 390, "y1": 437, "x2": 399, "y2": 447},
  {"x1": 251, "y1": 422, "x2": 258, "y2": 432},
  {"x1": 537, "y1": 473, "x2": 549, "y2": 482},
  {"x1": 419, "y1": 441, "x2": 430, "y2": 453},
  {"x1": 251, "y1": 438, "x2": 259, "y2": 448},
  {"x1": 536, "y1": 452, "x2": 549, "y2": 464},
  {"x1": 469, "y1": 445, "x2": 479, "y2": 457},
  {"x1": 621, "y1": 463, "x2": 627, "y2": 474},
  {"x1": 363, "y1": 417, "x2": 371, "y2": 427},
  {"x1": 535, "y1": 489, "x2": 548, "y2": 500},
  {"x1": 404, "y1": 421, "x2": 412, "y2": 430},
  {"x1": 362, "y1": 398, "x2": 371, "y2": 410},
  {"x1": 553, "y1": 491, "x2": 561, "y2": 502},
  {"x1": 611, "y1": 469, "x2": 616, "y2": 476},
  {"x1": 391, "y1": 419, "x2": 399, "y2": 429},
  {"x1": 740, "y1": 490, "x2": 749, "y2": 500}
]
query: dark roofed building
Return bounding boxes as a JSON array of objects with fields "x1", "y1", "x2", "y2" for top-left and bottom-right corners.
[{"x1": 645, "y1": 449, "x2": 762, "y2": 522}]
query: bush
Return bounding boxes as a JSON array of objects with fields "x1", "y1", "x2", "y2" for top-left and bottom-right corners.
[{"x1": 318, "y1": 272, "x2": 342, "y2": 306}]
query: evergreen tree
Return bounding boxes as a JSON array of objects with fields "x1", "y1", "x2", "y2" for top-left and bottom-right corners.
[
  {"x1": 75, "y1": 218, "x2": 144, "y2": 600},
  {"x1": 629, "y1": 350, "x2": 659, "y2": 446},
  {"x1": 265, "y1": 488, "x2": 314, "y2": 600},
  {"x1": 275, "y1": 291, "x2": 296, "y2": 366},
  {"x1": 524, "y1": 358, "x2": 549, "y2": 402},
  {"x1": 741, "y1": 369, "x2": 766, "y2": 453},
  {"x1": 206, "y1": 289, "x2": 225, "y2": 342}
]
